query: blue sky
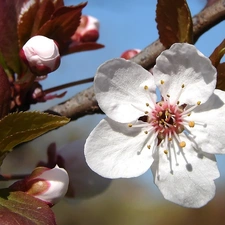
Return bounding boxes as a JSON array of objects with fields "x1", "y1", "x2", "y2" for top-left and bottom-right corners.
[{"x1": 32, "y1": 0, "x2": 225, "y2": 185}]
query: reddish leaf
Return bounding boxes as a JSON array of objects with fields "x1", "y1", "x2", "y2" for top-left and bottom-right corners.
[
  {"x1": 17, "y1": 0, "x2": 56, "y2": 49},
  {"x1": 0, "y1": 66, "x2": 11, "y2": 119},
  {"x1": 156, "y1": 0, "x2": 193, "y2": 48},
  {"x1": 63, "y1": 42, "x2": 104, "y2": 55},
  {"x1": 17, "y1": 0, "x2": 39, "y2": 49},
  {"x1": 37, "y1": 3, "x2": 87, "y2": 53},
  {"x1": 209, "y1": 39, "x2": 225, "y2": 68},
  {"x1": 0, "y1": 189, "x2": 56, "y2": 225},
  {"x1": 31, "y1": 0, "x2": 55, "y2": 39},
  {"x1": 53, "y1": 0, "x2": 65, "y2": 9},
  {"x1": 216, "y1": 62, "x2": 225, "y2": 90},
  {"x1": 0, "y1": 1, "x2": 22, "y2": 74}
]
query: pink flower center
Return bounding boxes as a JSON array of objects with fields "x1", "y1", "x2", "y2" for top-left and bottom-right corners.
[{"x1": 151, "y1": 101, "x2": 185, "y2": 140}]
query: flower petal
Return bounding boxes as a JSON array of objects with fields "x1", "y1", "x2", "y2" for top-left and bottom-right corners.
[
  {"x1": 94, "y1": 58, "x2": 157, "y2": 123},
  {"x1": 153, "y1": 43, "x2": 216, "y2": 105},
  {"x1": 189, "y1": 89, "x2": 225, "y2": 154},
  {"x1": 84, "y1": 117, "x2": 154, "y2": 178},
  {"x1": 151, "y1": 135, "x2": 219, "y2": 208}
]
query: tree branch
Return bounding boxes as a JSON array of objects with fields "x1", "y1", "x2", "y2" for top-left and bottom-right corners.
[{"x1": 47, "y1": 0, "x2": 225, "y2": 120}]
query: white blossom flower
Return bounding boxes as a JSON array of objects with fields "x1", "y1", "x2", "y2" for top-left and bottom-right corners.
[{"x1": 84, "y1": 43, "x2": 225, "y2": 208}]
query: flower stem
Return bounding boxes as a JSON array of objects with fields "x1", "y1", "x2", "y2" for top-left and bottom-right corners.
[{"x1": 43, "y1": 77, "x2": 94, "y2": 94}]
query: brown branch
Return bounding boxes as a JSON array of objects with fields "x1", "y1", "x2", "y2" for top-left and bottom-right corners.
[{"x1": 47, "y1": 0, "x2": 225, "y2": 120}]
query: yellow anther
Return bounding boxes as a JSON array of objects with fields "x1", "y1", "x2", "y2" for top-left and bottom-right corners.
[
  {"x1": 144, "y1": 131, "x2": 148, "y2": 134},
  {"x1": 159, "y1": 102, "x2": 162, "y2": 106},
  {"x1": 160, "y1": 80, "x2": 164, "y2": 84},
  {"x1": 147, "y1": 145, "x2": 151, "y2": 149},
  {"x1": 182, "y1": 84, "x2": 185, "y2": 88},
  {"x1": 146, "y1": 103, "x2": 149, "y2": 107},
  {"x1": 165, "y1": 110, "x2": 169, "y2": 116},
  {"x1": 158, "y1": 111, "x2": 163, "y2": 116},
  {"x1": 168, "y1": 137, "x2": 172, "y2": 141},
  {"x1": 128, "y1": 123, "x2": 133, "y2": 127},
  {"x1": 167, "y1": 94, "x2": 170, "y2": 98},
  {"x1": 164, "y1": 150, "x2": 168, "y2": 154},
  {"x1": 188, "y1": 121, "x2": 195, "y2": 128},
  {"x1": 197, "y1": 101, "x2": 201, "y2": 105},
  {"x1": 144, "y1": 85, "x2": 148, "y2": 90},
  {"x1": 179, "y1": 141, "x2": 186, "y2": 148},
  {"x1": 177, "y1": 101, "x2": 180, "y2": 105},
  {"x1": 187, "y1": 113, "x2": 191, "y2": 116},
  {"x1": 145, "y1": 111, "x2": 149, "y2": 114}
]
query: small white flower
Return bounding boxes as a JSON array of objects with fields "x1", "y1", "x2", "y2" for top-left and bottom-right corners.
[
  {"x1": 20, "y1": 35, "x2": 60, "y2": 75},
  {"x1": 85, "y1": 43, "x2": 225, "y2": 208}
]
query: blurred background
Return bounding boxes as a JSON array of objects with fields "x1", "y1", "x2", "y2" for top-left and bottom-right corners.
[{"x1": 1, "y1": 0, "x2": 225, "y2": 224}]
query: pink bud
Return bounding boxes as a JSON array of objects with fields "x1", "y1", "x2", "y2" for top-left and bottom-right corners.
[
  {"x1": 10, "y1": 165, "x2": 69, "y2": 206},
  {"x1": 20, "y1": 35, "x2": 61, "y2": 75},
  {"x1": 71, "y1": 15, "x2": 100, "y2": 42},
  {"x1": 120, "y1": 49, "x2": 141, "y2": 60}
]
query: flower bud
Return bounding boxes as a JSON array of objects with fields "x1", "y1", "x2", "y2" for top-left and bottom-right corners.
[
  {"x1": 120, "y1": 49, "x2": 141, "y2": 60},
  {"x1": 10, "y1": 165, "x2": 69, "y2": 206},
  {"x1": 71, "y1": 15, "x2": 100, "y2": 42},
  {"x1": 20, "y1": 35, "x2": 60, "y2": 75}
]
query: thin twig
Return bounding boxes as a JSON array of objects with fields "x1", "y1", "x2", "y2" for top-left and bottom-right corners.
[{"x1": 44, "y1": 77, "x2": 94, "y2": 94}]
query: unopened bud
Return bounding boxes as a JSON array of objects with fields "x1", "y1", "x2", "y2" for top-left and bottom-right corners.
[
  {"x1": 20, "y1": 35, "x2": 60, "y2": 75},
  {"x1": 10, "y1": 165, "x2": 69, "y2": 206},
  {"x1": 121, "y1": 49, "x2": 141, "y2": 60},
  {"x1": 71, "y1": 15, "x2": 100, "y2": 42}
]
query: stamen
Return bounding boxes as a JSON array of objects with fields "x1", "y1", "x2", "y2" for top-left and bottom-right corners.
[
  {"x1": 146, "y1": 103, "x2": 149, "y2": 107},
  {"x1": 144, "y1": 85, "x2": 148, "y2": 90},
  {"x1": 147, "y1": 145, "x2": 151, "y2": 149},
  {"x1": 179, "y1": 141, "x2": 186, "y2": 148},
  {"x1": 132, "y1": 123, "x2": 151, "y2": 128},
  {"x1": 144, "y1": 131, "x2": 148, "y2": 134},
  {"x1": 181, "y1": 102, "x2": 201, "y2": 116},
  {"x1": 164, "y1": 150, "x2": 168, "y2": 154},
  {"x1": 167, "y1": 94, "x2": 170, "y2": 98},
  {"x1": 173, "y1": 85, "x2": 185, "y2": 106},
  {"x1": 160, "y1": 80, "x2": 164, "y2": 84},
  {"x1": 177, "y1": 101, "x2": 180, "y2": 105},
  {"x1": 145, "y1": 111, "x2": 149, "y2": 114},
  {"x1": 128, "y1": 123, "x2": 132, "y2": 127},
  {"x1": 188, "y1": 121, "x2": 195, "y2": 128}
]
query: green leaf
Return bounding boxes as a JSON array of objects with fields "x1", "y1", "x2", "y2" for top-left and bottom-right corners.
[
  {"x1": 209, "y1": 39, "x2": 225, "y2": 68},
  {"x1": 0, "y1": 112, "x2": 70, "y2": 164},
  {"x1": 156, "y1": 0, "x2": 193, "y2": 48},
  {"x1": 0, "y1": 189, "x2": 56, "y2": 225}
]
